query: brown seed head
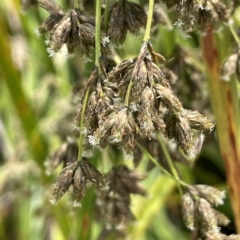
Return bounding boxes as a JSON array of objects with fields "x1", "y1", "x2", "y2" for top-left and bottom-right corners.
[
  {"x1": 195, "y1": 184, "x2": 226, "y2": 206},
  {"x1": 195, "y1": 198, "x2": 219, "y2": 233},
  {"x1": 50, "y1": 162, "x2": 78, "y2": 205},
  {"x1": 73, "y1": 166, "x2": 87, "y2": 205},
  {"x1": 181, "y1": 192, "x2": 195, "y2": 230}
]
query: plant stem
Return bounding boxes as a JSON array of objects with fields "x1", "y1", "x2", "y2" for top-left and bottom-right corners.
[
  {"x1": 77, "y1": 87, "x2": 90, "y2": 162},
  {"x1": 229, "y1": 22, "x2": 240, "y2": 44},
  {"x1": 136, "y1": 142, "x2": 188, "y2": 188},
  {"x1": 74, "y1": 0, "x2": 79, "y2": 9},
  {"x1": 77, "y1": 0, "x2": 102, "y2": 161},
  {"x1": 124, "y1": 80, "x2": 133, "y2": 106},
  {"x1": 143, "y1": 0, "x2": 154, "y2": 42},
  {"x1": 95, "y1": 0, "x2": 102, "y2": 68},
  {"x1": 157, "y1": 134, "x2": 183, "y2": 195},
  {"x1": 104, "y1": 0, "x2": 110, "y2": 32}
]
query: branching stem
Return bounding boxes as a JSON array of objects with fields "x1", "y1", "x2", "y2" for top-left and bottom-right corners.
[
  {"x1": 136, "y1": 142, "x2": 189, "y2": 188},
  {"x1": 157, "y1": 134, "x2": 184, "y2": 195}
]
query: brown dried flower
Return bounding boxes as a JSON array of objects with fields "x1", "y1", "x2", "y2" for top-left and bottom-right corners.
[
  {"x1": 95, "y1": 164, "x2": 146, "y2": 238},
  {"x1": 172, "y1": 0, "x2": 229, "y2": 32},
  {"x1": 107, "y1": 0, "x2": 147, "y2": 44},
  {"x1": 221, "y1": 48, "x2": 240, "y2": 82},
  {"x1": 50, "y1": 159, "x2": 108, "y2": 206},
  {"x1": 181, "y1": 184, "x2": 232, "y2": 237},
  {"x1": 194, "y1": 184, "x2": 226, "y2": 206},
  {"x1": 37, "y1": 1, "x2": 112, "y2": 57},
  {"x1": 182, "y1": 192, "x2": 195, "y2": 230},
  {"x1": 78, "y1": 42, "x2": 214, "y2": 160}
]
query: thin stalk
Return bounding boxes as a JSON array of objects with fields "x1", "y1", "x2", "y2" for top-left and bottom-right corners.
[
  {"x1": 104, "y1": 0, "x2": 110, "y2": 32},
  {"x1": 77, "y1": 87, "x2": 90, "y2": 162},
  {"x1": 157, "y1": 135, "x2": 183, "y2": 195},
  {"x1": 124, "y1": 80, "x2": 133, "y2": 106},
  {"x1": 143, "y1": 0, "x2": 154, "y2": 42},
  {"x1": 74, "y1": 0, "x2": 79, "y2": 9},
  {"x1": 136, "y1": 142, "x2": 188, "y2": 188},
  {"x1": 74, "y1": 0, "x2": 84, "y2": 11},
  {"x1": 95, "y1": 0, "x2": 102, "y2": 68},
  {"x1": 229, "y1": 22, "x2": 240, "y2": 44},
  {"x1": 77, "y1": 0, "x2": 102, "y2": 162}
]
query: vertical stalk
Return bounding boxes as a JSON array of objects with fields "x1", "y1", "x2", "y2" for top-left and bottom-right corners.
[
  {"x1": 143, "y1": 0, "x2": 154, "y2": 42},
  {"x1": 202, "y1": 27, "x2": 240, "y2": 232},
  {"x1": 95, "y1": 0, "x2": 102, "y2": 68},
  {"x1": 74, "y1": 0, "x2": 83, "y2": 11},
  {"x1": 104, "y1": 0, "x2": 110, "y2": 32},
  {"x1": 77, "y1": 87, "x2": 90, "y2": 162},
  {"x1": 77, "y1": 0, "x2": 102, "y2": 162}
]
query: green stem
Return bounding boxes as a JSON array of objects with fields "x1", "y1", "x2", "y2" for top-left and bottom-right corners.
[
  {"x1": 229, "y1": 22, "x2": 240, "y2": 44},
  {"x1": 136, "y1": 142, "x2": 188, "y2": 188},
  {"x1": 143, "y1": 0, "x2": 154, "y2": 42},
  {"x1": 77, "y1": 87, "x2": 90, "y2": 162},
  {"x1": 74, "y1": 0, "x2": 79, "y2": 9},
  {"x1": 124, "y1": 80, "x2": 133, "y2": 106},
  {"x1": 157, "y1": 135, "x2": 183, "y2": 195},
  {"x1": 95, "y1": 0, "x2": 102, "y2": 68},
  {"x1": 104, "y1": 0, "x2": 110, "y2": 32},
  {"x1": 77, "y1": 0, "x2": 102, "y2": 161}
]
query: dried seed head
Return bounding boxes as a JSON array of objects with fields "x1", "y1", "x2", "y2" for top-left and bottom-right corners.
[
  {"x1": 124, "y1": 1, "x2": 147, "y2": 35},
  {"x1": 108, "y1": 2, "x2": 127, "y2": 44},
  {"x1": 48, "y1": 15, "x2": 71, "y2": 55},
  {"x1": 38, "y1": 0, "x2": 64, "y2": 15},
  {"x1": 220, "y1": 53, "x2": 238, "y2": 82},
  {"x1": 213, "y1": 210, "x2": 230, "y2": 227},
  {"x1": 107, "y1": 0, "x2": 146, "y2": 44},
  {"x1": 94, "y1": 107, "x2": 136, "y2": 154},
  {"x1": 154, "y1": 83, "x2": 182, "y2": 111},
  {"x1": 195, "y1": 198, "x2": 219, "y2": 233},
  {"x1": 38, "y1": 14, "x2": 64, "y2": 35},
  {"x1": 108, "y1": 165, "x2": 147, "y2": 197},
  {"x1": 73, "y1": 165, "x2": 87, "y2": 204},
  {"x1": 202, "y1": 231, "x2": 229, "y2": 240},
  {"x1": 47, "y1": 143, "x2": 68, "y2": 170},
  {"x1": 96, "y1": 192, "x2": 134, "y2": 228},
  {"x1": 165, "y1": 113, "x2": 194, "y2": 157},
  {"x1": 181, "y1": 192, "x2": 195, "y2": 230},
  {"x1": 80, "y1": 159, "x2": 106, "y2": 188},
  {"x1": 182, "y1": 109, "x2": 215, "y2": 132},
  {"x1": 192, "y1": 133, "x2": 205, "y2": 157},
  {"x1": 38, "y1": 5, "x2": 112, "y2": 57},
  {"x1": 138, "y1": 86, "x2": 155, "y2": 137},
  {"x1": 195, "y1": 185, "x2": 226, "y2": 206},
  {"x1": 174, "y1": 0, "x2": 228, "y2": 32},
  {"x1": 50, "y1": 162, "x2": 78, "y2": 204}
]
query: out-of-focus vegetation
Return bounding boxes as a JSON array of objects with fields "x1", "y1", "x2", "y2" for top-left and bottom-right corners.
[{"x1": 0, "y1": 0, "x2": 240, "y2": 240}]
